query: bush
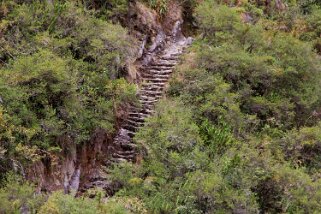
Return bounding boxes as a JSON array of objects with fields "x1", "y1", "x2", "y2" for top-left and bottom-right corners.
[
  {"x1": 0, "y1": 173, "x2": 45, "y2": 213},
  {"x1": 281, "y1": 123, "x2": 321, "y2": 172},
  {"x1": 38, "y1": 191, "x2": 129, "y2": 214}
]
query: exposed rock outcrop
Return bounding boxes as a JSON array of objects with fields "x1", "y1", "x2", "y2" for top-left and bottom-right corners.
[{"x1": 25, "y1": 129, "x2": 113, "y2": 194}]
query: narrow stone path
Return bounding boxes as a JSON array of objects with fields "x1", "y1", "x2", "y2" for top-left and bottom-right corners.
[
  {"x1": 80, "y1": 23, "x2": 192, "y2": 193},
  {"x1": 109, "y1": 36, "x2": 191, "y2": 163}
]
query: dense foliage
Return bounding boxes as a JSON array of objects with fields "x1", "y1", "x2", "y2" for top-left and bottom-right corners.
[
  {"x1": 0, "y1": 1, "x2": 137, "y2": 165},
  {"x1": 1, "y1": 0, "x2": 321, "y2": 213},
  {"x1": 108, "y1": 0, "x2": 321, "y2": 213}
]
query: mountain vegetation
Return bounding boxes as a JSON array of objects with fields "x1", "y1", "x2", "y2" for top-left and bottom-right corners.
[{"x1": 1, "y1": 0, "x2": 321, "y2": 213}]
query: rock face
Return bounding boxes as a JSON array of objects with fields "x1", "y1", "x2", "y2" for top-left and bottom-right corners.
[
  {"x1": 125, "y1": 1, "x2": 187, "y2": 81},
  {"x1": 25, "y1": 129, "x2": 112, "y2": 194}
]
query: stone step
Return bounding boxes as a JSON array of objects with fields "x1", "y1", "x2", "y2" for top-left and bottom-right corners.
[
  {"x1": 143, "y1": 70, "x2": 172, "y2": 75},
  {"x1": 127, "y1": 116, "x2": 145, "y2": 122},
  {"x1": 145, "y1": 70, "x2": 172, "y2": 75},
  {"x1": 126, "y1": 118, "x2": 144, "y2": 127},
  {"x1": 126, "y1": 120, "x2": 144, "y2": 129},
  {"x1": 128, "y1": 112, "x2": 149, "y2": 118},
  {"x1": 142, "y1": 74, "x2": 170, "y2": 79},
  {"x1": 142, "y1": 82, "x2": 166, "y2": 87},
  {"x1": 147, "y1": 66, "x2": 173, "y2": 71},
  {"x1": 141, "y1": 82, "x2": 166, "y2": 87},
  {"x1": 141, "y1": 85, "x2": 164, "y2": 91},
  {"x1": 150, "y1": 62, "x2": 176, "y2": 67},
  {"x1": 154, "y1": 62, "x2": 177, "y2": 67},
  {"x1": 141, "y1": 84, "x2": 164, "y2": 91},
  {"x1": 123, "y1": 124, "x2": 139, "y2": 132},
  {"x1": 128, "y1": 108, "x2": 149, "y2": 114},
  {"x1": 140, "y1": 99, "x2": 158, "y2": 104},
  {"x1": 140, "y1": 96, "x2": 160, "y2": 102},
  {"x1": 141, "y1": 87, "x2": 165, "y2": 93},
  {"x1": 140, "y1": 94, "x2": 162, "y2": 100},
  {"x1": 144, "y1": 78, "x2": 168, "y2": 83},
  {"x1": 140, "y1": 90, "x2": 164, "y2": 95},
  {"x1": 141, "y1": 108, "x2": 155, "y2": 114},
  {"x1": 127, "y1": 116, "x2": 147, "y2": 124},
  {"x1": 156, "y1": 58, "x2": 178, "y2": 63},
  {"x1": 160, "y1": 56, "x2": 179, "y2": 61},
  {"x1": 112, "y1": 153, "x2": 135, "y2": 159},
  {"x1": 125, "y1": 119, "x2": 139, "y2": 127},
  {"x1": 140, "y1": 101, "x2": 158, "y2": 107},
  {"x1": 141, "y1": 88, "x2": 164, "y2": 94},
  {"x1": 116, "y1": 150, "x2": 135, "y2": 155},
  {"x1": 141, "y1": 95, "x2": 161, "y2": 100},
  {"x1": 119, "y1": 149, "x2": 136, "y2": 155}
]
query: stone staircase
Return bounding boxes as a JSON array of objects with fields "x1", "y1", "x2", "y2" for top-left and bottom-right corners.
[
  {"x1": 79, "y1": 22, "x2": 192, "y2": 193},
  {"x1": 108, "y1": 37, "x2": 191, "y2": 164}
]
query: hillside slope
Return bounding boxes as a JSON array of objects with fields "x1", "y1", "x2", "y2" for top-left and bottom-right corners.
[{"x1": 1, "y1": 0, "x2": 321, "y2": 213}]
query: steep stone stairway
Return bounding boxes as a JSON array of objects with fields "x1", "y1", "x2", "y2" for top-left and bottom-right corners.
[
  {"x1": 108, "y1": 36, "x2": 191, "y2": 164},
  {"x1": 79, "y1": 19, "x2": 192, "y2": 193}
]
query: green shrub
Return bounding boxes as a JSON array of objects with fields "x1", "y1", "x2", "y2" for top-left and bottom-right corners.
[
  {"x1": 0, "y1": 173, "x2": 45, "y2": 213},
  {"x1": 38, "y1": 191, "x2": 129, "y2": 214}
]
